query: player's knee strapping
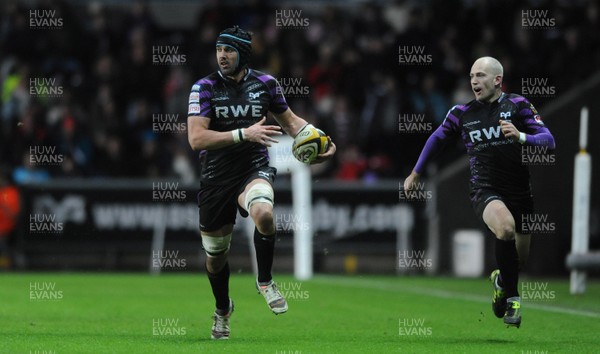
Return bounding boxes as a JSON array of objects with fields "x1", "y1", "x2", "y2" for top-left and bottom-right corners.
[
  {"x1": 244, "y1": 183, "x2": 274, "y2": 212},
  {"x1": 201, "y1": 234, "x2": 232, "y2": 256}
]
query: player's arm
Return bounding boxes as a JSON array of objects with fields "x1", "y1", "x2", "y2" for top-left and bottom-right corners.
[
  {"x1": 266, "y1": 75, "x2": 335, "y2": 163},
  {"x1": 187, "y1": 116, "x2": 282, "y2": 151},
  {"x1": 187, "y1": 80, "x2": 281, "y2": 151},
  {"x1": 272, "y1": 108, "x2": 337, "y2": 162},
  {"x1": 187, "y1": 115, "x2": 238, "y2": 151},
  {"x1": 271, "y1": 108, "x2": 307, "y2": 137},
  {"x1": 404, "y1": 108, "x2": 460, "y2": 191},
  {"x1": 187, "y1": 82, "x2": 235, "y2": 151},
  {"x1": 500, "y1": 100, "x2": 555, "y2": 149},
  {"x1": 404, "y1": 126, "x2": 448, "y2": 190},
  {"x1": 500, "y1": 120, "x2": 555, "y2": 148}
]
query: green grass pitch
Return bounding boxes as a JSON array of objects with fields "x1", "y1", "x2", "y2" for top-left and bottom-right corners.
[{"x1": 1, "y1": 273, "x2": 599, "y2": 353}]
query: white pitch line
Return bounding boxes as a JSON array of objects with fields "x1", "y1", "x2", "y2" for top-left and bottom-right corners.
[{"x1": 313, "y1": 276, "x2": 600, "y2": 319}]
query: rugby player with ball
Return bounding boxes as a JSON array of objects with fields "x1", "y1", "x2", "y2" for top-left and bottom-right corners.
[{"x1": 187, "y1": 26, "x2": 335, "y2": 340}]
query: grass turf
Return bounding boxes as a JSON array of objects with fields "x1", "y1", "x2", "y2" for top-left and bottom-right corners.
[{"x1": 1, "y1": 273, "x2": 599, "y2": 353}]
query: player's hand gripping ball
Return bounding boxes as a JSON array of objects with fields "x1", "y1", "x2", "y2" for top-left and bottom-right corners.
[{"x1": 292, "y1": 124, "x2": 329, "y2": 164}]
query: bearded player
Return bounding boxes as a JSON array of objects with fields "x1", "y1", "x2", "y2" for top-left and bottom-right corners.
[
  {"x1": 404, "y1": 57, "x2": 555, "y2": 328},
  {"x1": 187, "y1": 26, "x2": 335, "y2": 340}
]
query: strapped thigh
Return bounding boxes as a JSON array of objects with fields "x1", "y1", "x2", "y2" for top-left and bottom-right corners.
[
  {"x1": 201, "y1": 233, "x2": 232, "y2": 256},
  {"x1": 244, "y1": 183, "x2": 274, "y2": 212}
]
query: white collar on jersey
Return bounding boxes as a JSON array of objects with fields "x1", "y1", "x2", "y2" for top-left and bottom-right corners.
[{"x1": 497, "y1": 92, "x2": 506, "y2": 102}]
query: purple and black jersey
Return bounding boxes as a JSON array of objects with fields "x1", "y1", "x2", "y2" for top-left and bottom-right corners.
[
  {"x1": 414, "y1": 93, "x2": 555, "y2": 196},
  {"x1": 188, "y1": 69, "x2": 289, "y2": 185}
]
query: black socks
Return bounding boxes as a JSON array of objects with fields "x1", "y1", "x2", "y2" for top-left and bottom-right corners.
[
  {"x1": 207, "y1": 262, "x2": 230, "y2": 313},
  {"x1": 253, "y1": 227, "x2": 275, "y2": 283},
  {"x1": 495, "y1": 238, "x2": 519, "y2": 298},
  {"x1": 207, "y1": 227, "x2": 276, "y2": 313}
]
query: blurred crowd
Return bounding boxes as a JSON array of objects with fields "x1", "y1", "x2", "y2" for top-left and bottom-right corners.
[{"x1": 1, "y1": 0, "x2": 599, "y2": 184}]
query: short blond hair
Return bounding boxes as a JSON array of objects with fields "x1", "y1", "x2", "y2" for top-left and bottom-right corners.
[{"x1": 475, "y1": 56, "x2": 503, "y2": 76}]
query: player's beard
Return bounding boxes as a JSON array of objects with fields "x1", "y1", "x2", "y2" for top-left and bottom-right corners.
[{"x1": 219, "y1": 62, "x2": 235, "y2": 76}]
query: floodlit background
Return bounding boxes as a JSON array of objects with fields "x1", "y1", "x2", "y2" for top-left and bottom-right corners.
[
  {"x1": 2, "y1": 0, "x2": 598, "y2": 275},
  {"x1": 1, "y1": 1, "x2": 600, "y2": 352}
]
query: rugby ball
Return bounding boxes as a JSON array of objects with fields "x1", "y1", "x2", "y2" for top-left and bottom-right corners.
[{"x1": 292, "y1": 124, "x2": 329, "y2": 164}]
